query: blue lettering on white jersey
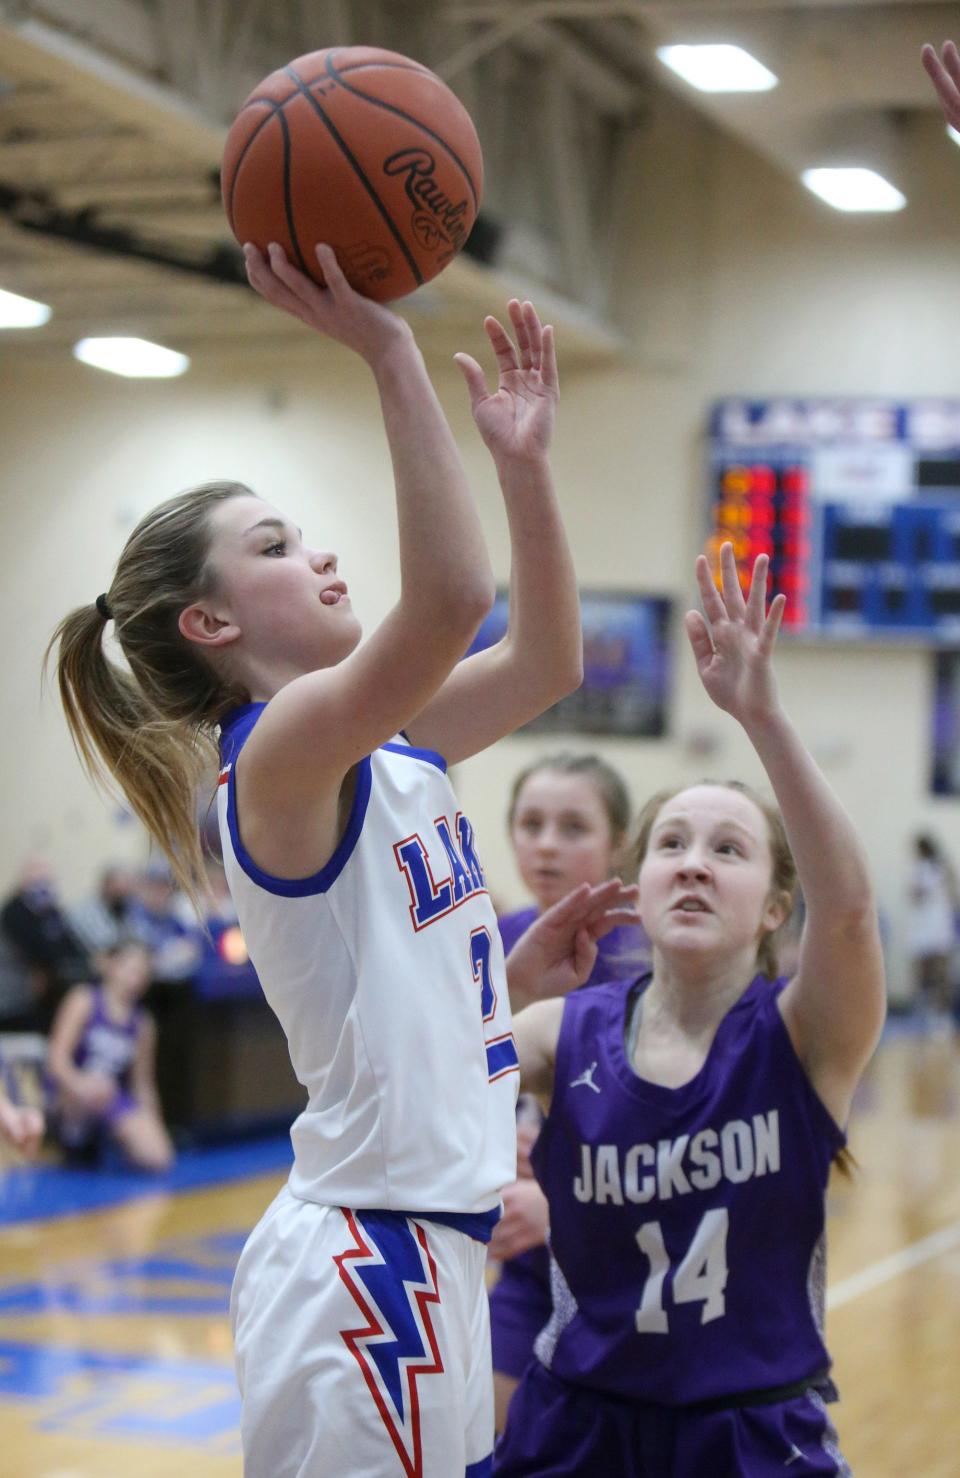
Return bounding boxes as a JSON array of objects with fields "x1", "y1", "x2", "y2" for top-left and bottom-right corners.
[{"x1": 393, "y1": 815, "x2": 487, "y2": 932}]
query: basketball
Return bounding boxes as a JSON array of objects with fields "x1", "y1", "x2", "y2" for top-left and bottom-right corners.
[{"x1": 221, "y1": 45, "x2": 483, "y2": 303}]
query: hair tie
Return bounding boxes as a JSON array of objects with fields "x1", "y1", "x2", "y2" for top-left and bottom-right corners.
[{"x1": 95, "y1": 593, "x2": 113, "y2": 621}]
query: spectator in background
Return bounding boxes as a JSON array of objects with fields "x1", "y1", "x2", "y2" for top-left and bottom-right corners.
[
  {"x1": 69, "y1": 863, "x2": 139, "y2": 959},
  {"x1": 0, "y1": 926, "x2": 40, "y2": 1033},
  {"x1": 906, "y1": 833, "x2": 958, "y2": 1033},
  {"x1": 127, "y1": 859, "x2": 202, "y2": 988},
  {"x1": 0, "y1": 856, "x2": 90, "y2": 1030},
  {"x1": 46, "y1": 937, "x2": 174, "y2": 1171}
]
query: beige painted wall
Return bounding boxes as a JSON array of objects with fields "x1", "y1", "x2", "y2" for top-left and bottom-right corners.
[{"x1": 3, "y1": 111, "x2": 960, "y2": 1001}]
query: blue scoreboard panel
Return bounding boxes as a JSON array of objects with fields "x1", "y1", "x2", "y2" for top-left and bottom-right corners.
[{"x1": 707, "y1": 398, "x2": 960, "y2": 640}]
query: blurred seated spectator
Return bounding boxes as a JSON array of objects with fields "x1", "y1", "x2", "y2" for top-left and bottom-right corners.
[
  {"x1": 0, "y1": 856, "x2": 90, "y2": 1030},
  {"x1": 0, "y1": 928, "x2": 41, "y2": 1032},
  {"x1": 907, "y1": 833, "x2": 958, "y2": 1032},
  {"x1": 69, "y1": 863, "x2": 139, "y2": 959},
  {"x1": 46, "y1": 938, "x2": 174, "y2": 1172},
  {"x1": 127, "y1": 859, "x2": 202, "y2": 988}
]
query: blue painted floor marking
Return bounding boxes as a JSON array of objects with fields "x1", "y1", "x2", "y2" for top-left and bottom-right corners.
[{"x1": 0, "y1": 1132, "x2": 293, "y2": 1226}]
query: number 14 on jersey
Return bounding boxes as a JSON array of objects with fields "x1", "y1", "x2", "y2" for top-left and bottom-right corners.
[{"x1": 635, "y1": 1208, "x2": 729, "y2": 1333}]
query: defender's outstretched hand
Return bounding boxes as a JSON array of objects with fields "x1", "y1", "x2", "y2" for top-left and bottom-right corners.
[
  {"x1": 505, "y1": 879, "x2": 641, "y2": 1011},
  {"x1": 243, "y1": 242, "x2": 412, "y2": 364},
  {"x1": 686, "y1": 543, "x2": 786, "y2": 727},
  {"x1": 454, "y1": 300, "x2": 558, "y2": 463},
  {"x1": 922, "y1": 41, "x2": 960, "y2": 130}
]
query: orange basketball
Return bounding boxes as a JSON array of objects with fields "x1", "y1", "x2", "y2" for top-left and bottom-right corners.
[{"x1": 221, "y1": 46, "x2": 483, "y2": 303}]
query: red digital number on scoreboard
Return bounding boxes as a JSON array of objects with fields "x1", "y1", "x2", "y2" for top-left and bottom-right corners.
[{"x1": 708, "y1": 463, "x2": 811, "y2": 628}]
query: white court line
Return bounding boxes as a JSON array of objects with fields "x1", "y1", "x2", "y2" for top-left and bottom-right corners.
[{"x1": 827, "y1": 1219, "x2": 960, "y2": 1310}]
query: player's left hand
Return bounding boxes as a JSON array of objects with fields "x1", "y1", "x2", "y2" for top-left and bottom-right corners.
[
  {"x1": 686, "y1": 543, "x2": 786, "y2": 728},
  {"x1": 488, "y1": 1176, "x2": 550, "y2": 1261},
  {"x1": 454, "y1": 300, "x2": 558, "y2": 463},
  {"x1": 505, "y1": 879, "x2": 641, "y2": 1008},
  {"x1": 922, "y1": 40, "x2": 960, "y2": 129}
]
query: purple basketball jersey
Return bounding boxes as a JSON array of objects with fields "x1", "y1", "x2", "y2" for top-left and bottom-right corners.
[
  {"x1": 531, "y1": 974, "x2": 845, "y2": 1406},
  {"x1": 74, "y1": 987, "x2": 141, "y2": 1090}
]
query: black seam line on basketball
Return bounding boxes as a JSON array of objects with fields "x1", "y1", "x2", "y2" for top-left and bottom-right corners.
[
  {"x1": 332, "y1": 60, "x2": 434, "y2": 78},
  {"x1": 282, "y1": 64, "x2": 423, "y2": 288},
  {"x1": 325, "y1": 52, "x2": 479, "y2": 213},
  {"x1": 276, "y1": 104, "x2": 313, "y2": 281},
  {"x1": 236, "y1": 62, "x2": 432, "y2": 122},
  {"x1": 227, "y1": 99, "x2": 295, "y2": 233},
  {"x1": 227, "y1": 100, "x2": 284, "y2": 234}
]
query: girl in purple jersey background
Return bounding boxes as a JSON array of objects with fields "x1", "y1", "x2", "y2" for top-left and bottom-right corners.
[
  {"x1": 497, "y1": 544, "x2": 886, "y2": 1476},
  {"x1": 46, "y1": 938, "x2": 174, "y2": 1171},
  {"x1": 492, "y1": 754, "x2": 649, "y2": 1432}
]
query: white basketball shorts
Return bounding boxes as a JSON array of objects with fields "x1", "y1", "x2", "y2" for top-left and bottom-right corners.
[{"x1": 231, "y1": 1184, "x2": 495, "y2": 1478}]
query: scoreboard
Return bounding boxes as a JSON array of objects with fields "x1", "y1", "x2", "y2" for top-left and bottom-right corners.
[{"x1": 707, "y1": 398, "x2": 960, "y2": 640}]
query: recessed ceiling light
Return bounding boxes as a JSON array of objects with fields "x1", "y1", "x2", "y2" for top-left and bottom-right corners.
[
  {"x1": 0, "y1": 287, "x2": 52, "y2": 329},
  {"x1": 657, "y1": 44, "x2": 778, "y2": 94},
  {"x1": 72, "y1": 336, "x2": 190, "y2": 378},
  {"x1": 801, "y1": 168, "x2": 906, "y2": 213},
  {"x1": 948, "y1": 124, "x2": 960, "y2": 147}
]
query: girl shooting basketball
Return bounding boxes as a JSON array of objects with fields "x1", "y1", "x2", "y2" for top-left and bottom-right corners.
[
  {"x1": 47, "y1": 240, "x2": 635, "y2": 1478},
  {"x1": 496, "y1": 545, "x2": 886, "y2": 1476}
]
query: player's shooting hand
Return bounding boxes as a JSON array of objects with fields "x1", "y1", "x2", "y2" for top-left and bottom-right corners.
[
  {"x1": 243, "y1": 242, "x2": 413, "y2": 366},
  {"x1": 685, "y1": 543, "x2": 785, "y2": 728},
  {"x1": 488, "y1": 1177, "x2": 550, "y2": 1261},
  {"x1": 454, "y1": 300, "x2": 558, "y2": 464},
  {"x1": 505, "y1": 879, "x2": 641, "y2": 1010},
  {"x1": 922, "y1": 41, "x2": 960, "y2": 130}
]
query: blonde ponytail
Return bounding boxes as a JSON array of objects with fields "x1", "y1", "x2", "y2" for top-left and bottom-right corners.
[{"x1": 46, "y1": 482, "x2": 252, "y2": 911}]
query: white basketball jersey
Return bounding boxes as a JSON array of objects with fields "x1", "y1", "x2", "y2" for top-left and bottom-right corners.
[{"x1": 217, "y1": 703, "x2": 519, "y2": 1215}]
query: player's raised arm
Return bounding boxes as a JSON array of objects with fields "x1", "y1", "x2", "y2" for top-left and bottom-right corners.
[
  {"x1": 227, "y1": 242, "x2": 495, "y2": 800},
  {"x1": 404, "y1": 301, "x2": 582, "y2": 763},
  {"x1": 686, "y1": 544, "x2": 886, "y2": 1125}
]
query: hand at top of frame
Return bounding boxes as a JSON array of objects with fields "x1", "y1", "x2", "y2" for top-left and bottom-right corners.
[{"x1": 922, "y1": 40, "x2": 960, "y2": 131}]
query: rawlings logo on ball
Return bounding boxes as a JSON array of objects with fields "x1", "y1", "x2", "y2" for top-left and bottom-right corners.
[{"x1": 383, "y1": 149, "x2": 470, "y2": 254}]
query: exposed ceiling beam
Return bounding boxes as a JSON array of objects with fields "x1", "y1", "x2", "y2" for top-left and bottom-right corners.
[
  {"x1": 0, "y1": 17, "x2": 227, "y2": 163},
  {"x1": 452, "y1": 0, "x2": 958, "y2": 16},
  {"x1": 435, "y1": 10, "x2": 638, "y2": 112},
  {"x1": 4, "y1": 0, "x2": 158, "y2": 71},
  {"x1": 513, "y1": 22, "x2": 640, "y2": 114},
  {"x1": 435, "y1": 6, "x2": 550, "y2": 79}
]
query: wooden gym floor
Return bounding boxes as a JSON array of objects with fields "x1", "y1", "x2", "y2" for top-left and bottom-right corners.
[{"x1": 0, "y1": 1024, "x2": 957, "y2": 1478}]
